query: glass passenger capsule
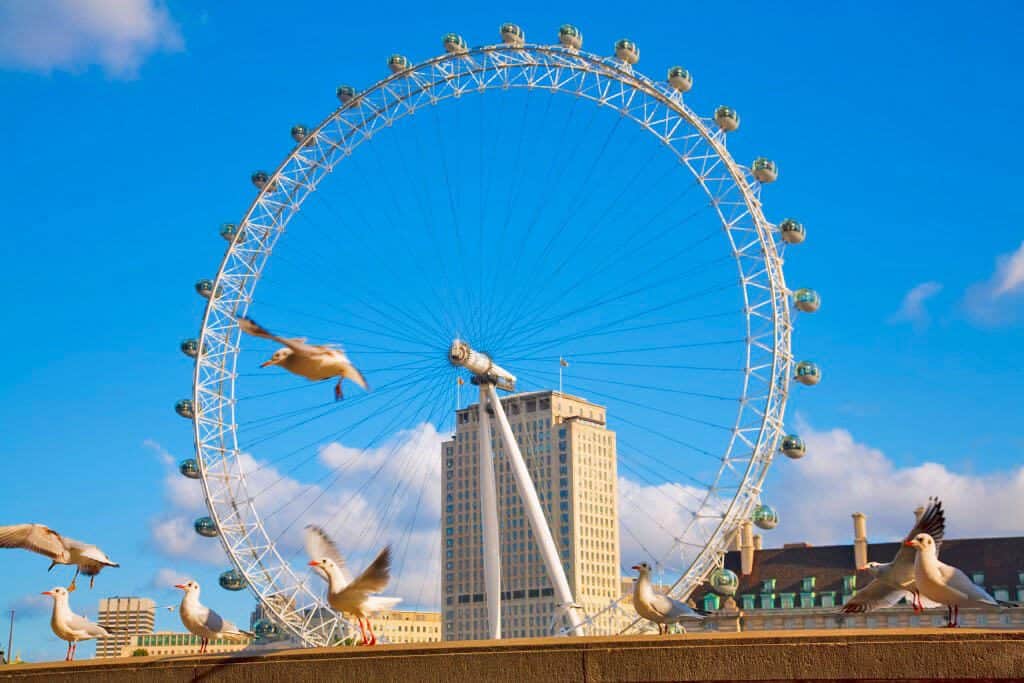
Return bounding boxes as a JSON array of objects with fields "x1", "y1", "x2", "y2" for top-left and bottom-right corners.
[
  {"x1": 194, "y1": 279, "x2": 216, "y2": 299},
  {"x1": 253, "y1": 619, "x2": 280, "y2": 639},
  {"x1": 251, "y1": 170, "x2": 270, "y2": 190},
  {"x1": 179, "y1": 458, "x2": 201, "y2": 479},
  {"x1": 387, "y1": 54, "x2": 410, "y2": 73},
  {"x1": 793, "y1": 288, "x2": 821, "y2": 313},
  {"x1": 194, "y1": 517, "x2": 218, "y2": 538},
  {"x1": 500, "y1": 23, "x2": 525, "y2": 46},
  {"x1": 752, "y1": 504, "x2": 779, "y2": 530},
  {"x1": 218, "y1": 568, "x2": 247, "y2": 591},
  {"x1": 290, "y1": 124, "x2": 309, "y2": 144},
  {"x1": 709, "y1": 567, "x2": 740, "y2": 596},
  {"x1": 794, "y1": 361, "x2": 822, "y2": 386},
  {"x1": 443, "y1": 33, "x2": 468, "y2": 54},
  {"x1": 180, "y1": 339, "x2": 199, "y2": 358},
  {"x1": 752, "y1": 157, "x2": 778, "y2": 183},
  {"x1": 336, "y1": 85, "x2": 357, "y2": 104},
  {"x1": 220, "y1": 223, "x2": 242, "y2": 243},
  {"x1": 714, "y1": 106, "x2": 740, "y2": 132},
  {"x1": 614, "y1": 39, "x2": 640, "y2": 65},
  {"x1": 780, "y1": 434, "x2": 806, "y2": 459},
  {"x1": 175, "y1": 399, "x2": 194, "y2": 419},
  {"x1": 667, "y1": 66, "x2": 693, "y2": 93},
  {"x1": 558, "y1": 24, "x2": 583, "y2": 49},
  {"x1": 779, "y1": 218, "x2": 806, "y2": 244}
]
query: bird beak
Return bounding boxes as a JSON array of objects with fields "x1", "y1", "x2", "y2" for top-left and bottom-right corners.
[
  {"x1": 903, "y1": 541, "x2": 916, "y2": 547},
  {"x1": 308, "y1": 560, "x2": 319, "y2": 567},
  {"x1": 174, "y1": 584, "x2": 186, "y2": 590},
  {"x1": 41, "y1": 591, "x2": 53, "y2": 596},
  {"x1": 260, "y1": 359, "x2": 274, "y2": 368},
  {"x1": 857, "y1": 566, "x2": 867, "y2": 571},
  {"x1": 630, "y1": 565, "x2": 640, "y2": 571}
]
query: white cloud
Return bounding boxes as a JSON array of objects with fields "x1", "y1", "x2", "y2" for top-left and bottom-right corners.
[
  {"x1": 0, "y1": 0, "x2": 182, "y2": 78},
  {"x1": 765, "y1": 418, "x2": 1024, "y2": 546},
  {"x1": 888, "y1": 281, "x2": 942, "y2": 329},
  {"x1": 144, "y1": 438, "x2": 174, "y2": 466},
  {"x1": 150, "y1": 567, "x2": 191, "y2": 591},
  {"x1": 964, "y1": 241, "x2": 1024, "y2": 325}
]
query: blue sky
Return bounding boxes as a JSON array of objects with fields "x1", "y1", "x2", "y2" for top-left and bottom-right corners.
[{"x1": 1, "y1": 0, "x2": 1023, "y2": 662}]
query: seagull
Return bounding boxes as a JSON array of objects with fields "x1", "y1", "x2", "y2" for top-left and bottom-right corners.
[
  {"x1": 305, "y1": 525, "x2": 401, "y2": 645},
  {"x1": 841, "y1": 497, "x2": 945, "y2": 614},
  {"x1": 0, "y1": 524, "x2": 119, "y2": 591},
  {"x1": 42, "y1": 586, "x2": 112, "y2": 661},
  {"x1": 237, "y1": 317, "x2": 368, "y2": 400},
  {"x1": 631, "y1": 562, "x2": 708, "y2": 634},
  {"x1": 905, "y1": 533, "x2": 1019, "y2": 627},
  {"x1": 175, "y1": 580, "x2": 254, "y2": 653}
]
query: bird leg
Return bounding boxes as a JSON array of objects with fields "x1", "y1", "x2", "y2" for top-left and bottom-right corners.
[
  {"x1": 65, "y1": 643, "x2": 72, "y2": 661},
  {"x1": 911, "y1": 591, "x2": 921, "y2": 613},
  {"x1": 356, "y1": 618, "x2": 368, "y2": 645},
  {"x1": 334, "y1": 378, "x2": 344, "y2": 401},
  {"x1": 953, "y1": 605, "x2": 959, "y2": 627},
  {"x1": 90, "y1": 575, "x2": 96, "y2": 590},
  {"x1": 68, "y1": 567, "x2": 80, "y2": 592},
  {"x1": 366, "y1": 619, "x2": 377, "y2": 646}
]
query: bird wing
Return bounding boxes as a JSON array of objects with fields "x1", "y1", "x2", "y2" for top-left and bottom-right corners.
[
  {"x1": 65, "y1": 540, "x2": 117, "y2": 567},
  {"x1": 659, "y1": 595, "x2": 704, "y2": 621},
  {"x1": 238, "y1": 317, "x2": 317, "y2": 354},
  {"x1": 335, "y1": 546, "x2": 392, "y2": 604},
  {"x1": 67, "y1": 612, "x2": 109, "y2": 638},
  {"x1": 0, "y1": 524, "x2": 67, "y2": 560},
  {"x1": 942, "y1": 564, "x2": 997, "y2": 604},
  {"x1": 840, "y1": 578, "x2": 913, "y2": 613},
  {"x1": 891, "y1": 498, "x2": 946, "y2": 571},
  {"x1": 342, "y1": 363, "x2": 369, "y2": 391},
  {"x1": 304, "y1": 525, "x2": 354, "y2": 585}
]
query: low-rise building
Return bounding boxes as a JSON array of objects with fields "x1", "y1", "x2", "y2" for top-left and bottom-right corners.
[
  {"x1": 375, "y1": 609, "x2": 442, "y2": 643},
  {"x1": 119, "y1": 632, "x2": 249, "y2": 657}
]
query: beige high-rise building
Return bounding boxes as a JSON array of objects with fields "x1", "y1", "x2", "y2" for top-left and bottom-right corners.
[
  {"x1": 96, "y1": 597, "x2": 156, "y2": 658},
  {"x1": 442, "y1": 390, "x2": 620, "y2": 640}
]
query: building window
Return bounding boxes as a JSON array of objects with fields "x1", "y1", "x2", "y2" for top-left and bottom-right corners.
[
  {"x1": 971, "y1": 572, "x2": 985, "y2": 586},
  {"x1": 842, "y1": 575, "x2": 856, "y2": 593},
  {"x1": 759, "y1": 593, "x2": 775, "y2": 609},
  {"x1": 820, "y1": 592, "x2": 836, "y2": 608},
  {"x1": 779, "y1": 593, "x2": 795, "y2": 609},
  {"x1": 761, "y1": 578, "x2": 776, "y2": 592},
  {"x1": 994, "y1": 588, "x2": 1010, "y2": 602},
  {"x1": 799, "y1": 592, "x2": 816, "y2": 608},
  {"x1": 801, "y1": 576, "x2": 816, "y2": 592},
  {"x1": 741, "y1": 594, "x2": 756, "y2": 610}
]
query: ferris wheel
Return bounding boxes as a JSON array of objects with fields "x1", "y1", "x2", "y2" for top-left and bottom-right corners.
[{"x1": 175, "y1": 23, "x2": 820, "y2": 646}]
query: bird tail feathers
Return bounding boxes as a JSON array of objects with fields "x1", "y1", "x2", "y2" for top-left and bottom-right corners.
[
  {"x1": 997, "y1": 600, "x2": 1021, "y2": 608},
  {"x1": 238, "y1": 317, "x2": 273, "y2": 339}
]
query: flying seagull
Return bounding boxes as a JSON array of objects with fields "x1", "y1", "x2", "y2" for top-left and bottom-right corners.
[
  {"x1": 631, "y1": 562, "x2": 708, "y2": 634},
  {"x1": 305, "y1": 525, "x2": 401, "y2": 645},
  {"x1": 42, "y1": 586, "x2": 112, "y2": 661},
  {"x1": 841, "y1": 497, "x2": 945, "y2": 614},
  {"x1": 175, "y1": 580, "x2": 254, "y2": 653},
  {"x1": 0, "y1": 524, "x2": 119, "y2": 591}
]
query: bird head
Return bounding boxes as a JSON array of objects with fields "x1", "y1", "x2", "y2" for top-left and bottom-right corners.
[
  {"x1": 862, "y1": 561, "x2": 882, "y2": 575},
  {"x1": 261, "y1": 348, "x2": 292, "y2": 368},
  {"x1": 904, "y1": 533, "x2": 935, "y2": 551},
  {"x1": 308, "y1": 558, "x2": 336, "y2": 571},
  {"x1": 174, "y1": 580, "x2": 200, "y2": 595},
  {"x1": 631, "y1": 562, "x2": 652, "y2": 576},
  {"x1": 41, "y1": 586, "x2": 68, "y2": 600}
]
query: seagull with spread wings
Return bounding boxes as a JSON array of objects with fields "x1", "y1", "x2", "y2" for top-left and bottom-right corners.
[
  {"x1": 238, "y1": 317, "x2": 368, "y2": 401},
  {"x1": 841, "y1": 497, "x2": 945, "y2": 615},
  {"x1": 0, "y1": 524, "x2": 119, "y2": 591},
  {"x1": 305, "y1": 525, "x2": 401, "y2": 645}
]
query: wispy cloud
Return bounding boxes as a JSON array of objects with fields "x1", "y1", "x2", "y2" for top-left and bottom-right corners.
[
  {"x1": 0, "y1": 0, "x2": 183, "y2": 78},
  {"x1": 7, "y1": 593, "x2": 50, "y2": 619},
  {"x1": 964, "y1": 241, "x2": 1024, "y2": 326},
  {"x1": 888, "y1": 281, "x2": 943, "y2": 329}
]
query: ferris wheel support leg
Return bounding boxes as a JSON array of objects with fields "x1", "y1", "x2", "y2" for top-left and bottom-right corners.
[
  {"x1": 477, "y1": 386, "x2": 502, "y2": 639},
  {"x1": 483, "y1": 383, "x2": 586, "y2": 636}
]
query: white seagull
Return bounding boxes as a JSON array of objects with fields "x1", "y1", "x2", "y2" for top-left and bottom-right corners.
[
  {"x1": 631, "y1": 562, "x2": 708, "y2": 634},
  {"x1": 42, "y1": 586, "x2": 112, "y2": 661},
  {"x1": 905, "y1": 532, "x2": 1019, "y2": 627},
  {"x1": 841, "y1": 497, "x2": 945, "y2": 614},
  {"x1": 0, "y1": 524, "x2": 119, "y2": 591},
  {"x1": 175, "y1": 580, "x2": 253, "y2": 653},
  {"x1": 238, "y1": 317, "x2": 369, "y2": 401},
  {"x1": 305, "y1": 525, "x2": 401, "y2": 645}
]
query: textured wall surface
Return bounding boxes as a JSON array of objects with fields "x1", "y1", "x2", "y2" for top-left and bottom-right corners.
[{"x1": 4, "y1": 629, "x2": 1023, "y2": 682}]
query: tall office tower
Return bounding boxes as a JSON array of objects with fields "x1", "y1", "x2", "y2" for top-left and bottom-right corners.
[
  {"x1": 441, "y1": 390, "x2": 620, "y2": 640},
  {"x1": 96, "y1": 596, "x2": 156, "y2": 658}
]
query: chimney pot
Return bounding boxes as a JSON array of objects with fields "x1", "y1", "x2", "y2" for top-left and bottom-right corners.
[{"x1": 852, "y1": 512, "x2": 868, "y2": 570}]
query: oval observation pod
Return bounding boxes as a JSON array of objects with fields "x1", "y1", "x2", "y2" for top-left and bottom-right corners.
[
  {"x1": 780, "y1": 434, "x2": 806, "y2": 459},
  {"x1": 194, "y1": 279, "x2": 217, "y2": 299},
  {"x1": 336, "y1": 85, "x2": 357, "y2": 104},
  {"x1": 180, "y1": 339, "x2": 199, "y2": 358},
  {"x1": 251, "y1": 170, "x2": 270, "y2": 190},
  {"x1": 442, "y1": 33, "x2": 468, "y2": 54},
  {"x1": 219, "y1": 223, "x2": 242, "y2": 243},
  {"x1": 714, "y1": 106, "x2": 740, "y2": 132},
  {"x1": 752, "y1": 157, "x2": 778, "y2": 183},
  {"x1": 253, "y1": 619, "x2": 281, "y2": 640},
  {"x1": 500, "y1": 23, "x2": 525, "y2": 46},
  {"x1": 194, "y1": 517, "x2": 218, "y2": 538},
  {"x1": 558, "y1": 24, "x2": 583, "y2": 49},
  {"x1": 793, "y1": 288, "x2": 821, "y2": 313},
  {"x1": 614, "y1": 39, "x2": 639, "y2": 65},
  {"x1": 752, "y1": 504, "x2": 779, "y2": 530},
  {"x1": 709, "y1": 567, "x2": 740, "y2": 597},
  {"x1": 179, "y1": 458, "x2": 200, "y2": 479},
  {"x1": 779, "y1": 218, "x2": 806, "y2": 244},
  {"x1": 387, "y1": 54, "x2": 410, "y2": 73},
  {"x1": 175, "y1": 399, "x2": 194, "y2": 419},
  {"x1": 667, "y1": 66, "x2": 693, "y2": 93},
  {"x1": 218, "y1": 569, "x2": 247, "y2": 591},
  {"x1": 794, "y1": 361, "x2": 821, "y2": 386},
  {"x1": 290, "y1": 124, "x2": 309, "y2": 144}
]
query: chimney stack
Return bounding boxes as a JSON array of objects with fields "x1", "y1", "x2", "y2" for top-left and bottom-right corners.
[
  {"x1": 914, "y1": 505, "x2": 925, "y2": 522},
  {"x1": 740, "y1": 521, "x2": 755, "y2": 575},
  {"x1": 852, "y1": 512, "x2": 868, "y2": 570},
  {"x1": 753, "y1": 534, "x2": 763, "y2": 551}
]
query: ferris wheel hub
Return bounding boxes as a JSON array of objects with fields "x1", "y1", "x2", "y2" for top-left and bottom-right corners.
[{"x1": 448, "y1": 339, "x2": 517, "y2": 392}]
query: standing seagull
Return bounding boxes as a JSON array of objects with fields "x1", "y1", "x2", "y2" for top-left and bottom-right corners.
[
  {"x1": 631, "y1": 562, "x2": 708, "y2": 634},
  {"x1": 0, "y1": 524, "x2": 119, "y2": 591},
  {"x1": 237, "y1": 317, "x2": 369, "y2": 400},
  {"x1": 42, "y1": 586, "x2": 111, "y2": 661},
  {"x1": 305, "y1": 525, "x2": 401, "y2": 645},
  {"x1": 841, "y1": 497, "x2": 945, "y2": 614},
  {"x1": 905, "y1": 533, "x2": 1018, "y2": 627},
  {"x1": 175, "y1": 580, "x2": 253, "y2": 653}
]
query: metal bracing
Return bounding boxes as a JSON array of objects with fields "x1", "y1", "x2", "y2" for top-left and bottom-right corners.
[{"x1": 191, "y1": 39, "x2": 793, "y2": 646}]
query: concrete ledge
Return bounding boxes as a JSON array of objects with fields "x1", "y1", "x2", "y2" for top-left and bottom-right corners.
[{"x1": 3, "y1": 629, "x2": 1023, "y2": 682}]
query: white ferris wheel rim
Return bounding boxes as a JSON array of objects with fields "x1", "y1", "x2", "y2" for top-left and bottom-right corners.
[{"x1": 190, "y1": 39, "x2": 794, "y2": 646}]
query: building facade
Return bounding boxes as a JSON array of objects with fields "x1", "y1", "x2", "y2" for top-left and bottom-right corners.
[
  {"x1": 96, "y1": 597, "x2": 156, "y2": 658},
  {"x1": 442, "y1": 390, "x2": 620, "y2": 639},
  {"x1": 119, "y1": 632, "x2": 249, "y2": 657},
  {"x1": 374, "y1": 609, "x2": 441, "y2": 643}
]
